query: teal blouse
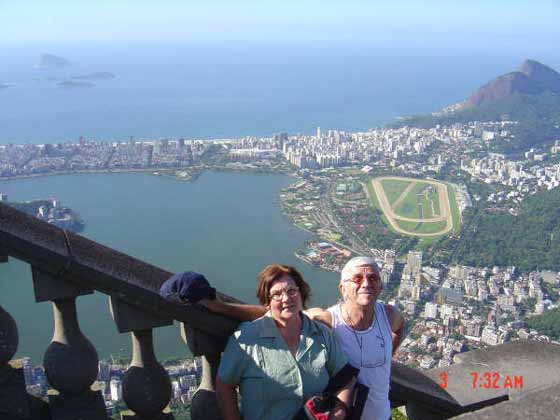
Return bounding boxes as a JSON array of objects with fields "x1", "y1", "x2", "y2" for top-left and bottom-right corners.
[{"x1": 218, "y1": 312, "x2": 348, "y2": 420}]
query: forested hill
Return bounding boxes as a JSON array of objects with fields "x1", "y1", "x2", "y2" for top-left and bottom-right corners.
[
  {"x1": 451, "y1": 187, "x2": 560, "y2": 272},
  {"x1": 389, "y1": 92, "x2": 560, "y2": 153},
  {"x1": 526, "y1": 309, "x2": 560, "y2": 340}
]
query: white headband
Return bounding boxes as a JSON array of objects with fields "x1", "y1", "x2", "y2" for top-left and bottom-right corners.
[{"x1": 340, "y1": 256, "x2": 379, "y2": 283}]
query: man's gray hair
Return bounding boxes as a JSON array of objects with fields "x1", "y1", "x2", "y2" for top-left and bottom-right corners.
[{"x1": 340, "y1": 256, "x2": 380, "y2": 283}]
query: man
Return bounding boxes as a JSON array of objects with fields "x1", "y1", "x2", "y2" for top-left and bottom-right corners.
[
  {"x1": 161, "y1": 257, "x2": 404, "y2": 419},
  {"x1": 307, "y1": 257, "x2": 405, "y2": 420}
]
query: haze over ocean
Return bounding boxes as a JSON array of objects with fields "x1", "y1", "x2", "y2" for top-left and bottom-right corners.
[{"x1": 2, "y1": 43, "x2": 559, "y2": 145}]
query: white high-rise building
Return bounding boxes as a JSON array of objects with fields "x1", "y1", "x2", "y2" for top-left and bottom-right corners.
[
  {"x1": 465, "y1": 319, "x2": 482, "y2": 337},
  {"x1": 110, "y1": 379, "x2": 122, "y2": 402},
  {"x1": 407, "y1": 251, "x2": 423, "y2": 275},
  {"x1": 424, "y1": 302, "x2": 438, "y2": 319},
  {"x1": 22, "y1": 357, "x2": 34, "y2": 385},
  {"x1": 481, "y1": 326, "x2": 500, "y2": 346},
  {"x1": 440, "y1": 304, "x2": 454, "y2": 319},
  {"x1": 98, "y1": 361, "x2": 111, "y2": 382},
  {"x1": 172, "y1": 381, "x2": 182, "y2": 399}
]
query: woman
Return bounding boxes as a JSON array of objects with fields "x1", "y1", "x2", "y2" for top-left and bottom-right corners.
[{"x1": 216, "y1": 264, "x2": 354, "y2": 420}]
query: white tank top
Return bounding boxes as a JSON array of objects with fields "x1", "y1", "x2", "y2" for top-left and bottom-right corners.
[{"x1": 328, "y1": 302, "x2": 392, "y2": 420}]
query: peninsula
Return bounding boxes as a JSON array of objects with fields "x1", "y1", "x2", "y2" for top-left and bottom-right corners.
[{"x1": 2, "y1": 196, "x2": 84, "y2": 233}]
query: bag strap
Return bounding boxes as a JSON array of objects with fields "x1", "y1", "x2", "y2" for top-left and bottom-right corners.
[{"x1": 347, "y1": 382, "x2": 369, "y2": 420}]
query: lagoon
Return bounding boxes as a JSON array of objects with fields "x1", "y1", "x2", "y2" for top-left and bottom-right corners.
[{"x1": 0, "y1": 171, "x2": 340, "y2": 363}]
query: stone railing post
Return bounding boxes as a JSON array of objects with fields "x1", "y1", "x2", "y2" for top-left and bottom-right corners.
[
  {"x1": 180, "y1": 323, "x2": 222, "y2": 420},
  {"x1": 109, "y1": 297, "x2": 174, "y2": 420},
  {"x1": 31, "y1": 267, "x2": 106, "y2": 420},
  {"x1": 0, "y1": 304, "x2": 35, "y2": 420},
  {"x1": 0, "y1": 259, "x2": 48, "y2": 420}
]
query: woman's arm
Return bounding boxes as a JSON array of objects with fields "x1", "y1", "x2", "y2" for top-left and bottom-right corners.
[{"x1": 216, "y1": 375, "x2": 241, "y2": 420}]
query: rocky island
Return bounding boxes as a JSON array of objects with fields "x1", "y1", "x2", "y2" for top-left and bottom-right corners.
[
  {"x1": 57, "y1": 80, "x2": 95, "y2": 89},
  {"x1": 36, "y1": 53, "x2": 71, "y2": 69},
  {"x1": 72, "y1": 72, "x2": 116, "y2": 80}
]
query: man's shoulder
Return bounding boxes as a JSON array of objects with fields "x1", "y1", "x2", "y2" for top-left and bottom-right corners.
[
  {"x1": 383, "y1": 303, "x2": 402, "y2": 317},
  {"x1": 304, "y1": 307, "x2": 333, "y2": 328},
  {"x1": 383, "y1": 303, "x2": 404, "y2": 330}
]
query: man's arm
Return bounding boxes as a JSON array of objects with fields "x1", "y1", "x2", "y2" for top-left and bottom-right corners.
[
  {"x1": 201, "y1": 296, "x2": 267, "y2": 321},
  {"x1": 385, "y1": 304, "x2": 405, "y2": 355}
]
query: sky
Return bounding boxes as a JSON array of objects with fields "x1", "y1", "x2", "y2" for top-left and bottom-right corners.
[{"x1": 1, "y1": 0, "x2": 559, "y2": 48}]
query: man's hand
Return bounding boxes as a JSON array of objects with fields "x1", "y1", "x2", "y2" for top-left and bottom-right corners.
[
  {"x1": 327, "y1": 403, "x2": 347, "y2": 420},
  {"x1": 159, "y1": 271, "x2": 216, "y2": 303},
  {"x1": 304, "y1": 307, "x2": 333, "y2": 328}
]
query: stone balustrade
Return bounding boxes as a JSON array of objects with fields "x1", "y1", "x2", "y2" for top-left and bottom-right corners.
[
  {"x1": 0, "y1": 202, "x2": 236, "y2": 419},
  {"x1": 2, "y1": 202, "x2": 560, "y2": 420}
]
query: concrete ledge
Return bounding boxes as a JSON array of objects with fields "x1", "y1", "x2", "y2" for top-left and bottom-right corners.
[
  {"x1": 452, "y1": 383, "x2": 560, "y2": 420},
  {"x1": 426, "y1": 341, "x2": 560, "y2": 405},
  {"x1": 390, "y1": 341, "x2": 560, "y2": 418}
]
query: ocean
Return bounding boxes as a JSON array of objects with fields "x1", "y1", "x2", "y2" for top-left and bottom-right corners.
[{"x1": 2, "y1": 42, "x2": 558, "y2": 144}]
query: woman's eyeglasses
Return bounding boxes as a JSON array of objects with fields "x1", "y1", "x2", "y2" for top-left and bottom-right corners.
[{"x1": 269, "y1": 287, "x2": 300, "y2": 301}]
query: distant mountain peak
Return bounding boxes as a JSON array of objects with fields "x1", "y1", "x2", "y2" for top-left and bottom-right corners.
[
  {"x1": 455, "y1": 59, "x2": 560, "y2": 110},
  {"x1": 518, "y1": 59, "x2": 560, "y2": 93},
  {"x1": 519, "y1": 59, "x2": 555, "y2": 75}
]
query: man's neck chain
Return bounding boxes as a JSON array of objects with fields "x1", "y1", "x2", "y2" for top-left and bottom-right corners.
[{"x1": 343, "y1": 304, "x2": 375, "y2": 351}]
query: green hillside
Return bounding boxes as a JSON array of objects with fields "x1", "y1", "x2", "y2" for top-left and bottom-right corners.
[
  {"x1": 451, "y1": 187, "x2": 560, "y2": 272},
  {"x1": 526, "y1": 309, "x2": 560, "y2": 340}
]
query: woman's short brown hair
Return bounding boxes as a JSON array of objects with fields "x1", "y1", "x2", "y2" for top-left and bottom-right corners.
[{"x1": 256, "y1": 264, "x2": 311, "y2": 308}]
